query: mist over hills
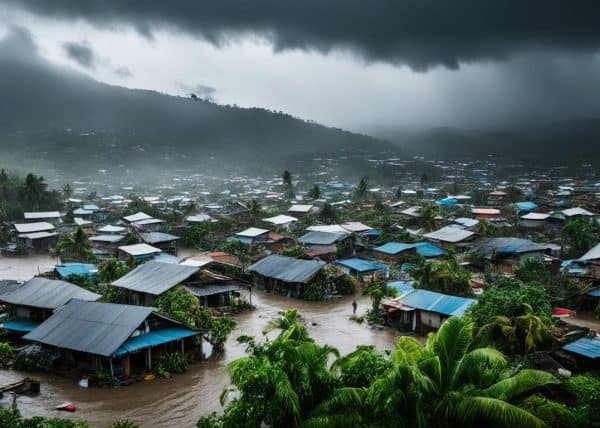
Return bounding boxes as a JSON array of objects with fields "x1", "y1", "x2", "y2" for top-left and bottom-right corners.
[{"x1": 0, "y1": 29, "x2": 395, "y2": 175}]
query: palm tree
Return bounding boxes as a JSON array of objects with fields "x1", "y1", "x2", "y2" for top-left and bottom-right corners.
[
  {"x1": 20, "y1": 173, "x2": 47, "y2": 211},
  {"x1": 247, "y1": 199, "x2": 262, "y2": 221},
  {"x1": 353, "y1": 177, "x2": 368, "y2": 201},
  {"x1": 282, "y1": 170, "x2": 295, "y2": 200},
  {"x1": 476, "y1": 304, "x2": 550, "y2": 355},
  {"x1": 307, "y1": 184, "x2": 321, "y2": 200},
  {"x1": 62, "y1": 183, "x2": 73, "y2": 200},
  {"x1": 419, "y1": 204, "x2": 438, "y2": 231},
  {"x1": 53, "y1": 227, "x2": 93, "y2": 262}
]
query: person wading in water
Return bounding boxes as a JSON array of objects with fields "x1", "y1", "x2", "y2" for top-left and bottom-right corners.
[{"x1": 352, "y1": 300, "x2": 357, "y2": 315}]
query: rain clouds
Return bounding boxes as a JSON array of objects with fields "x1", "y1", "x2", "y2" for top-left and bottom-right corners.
[{"x1": 6, "y1": 0, "x2": 600, "y2": 70}]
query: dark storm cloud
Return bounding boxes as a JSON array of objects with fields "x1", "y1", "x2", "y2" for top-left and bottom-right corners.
[
  {"x1": 7, "y1": 0, "x2": 600, "y2": 70},
  {"x1": 63, "y1": 41, "x2": 95, "y2": 68}
]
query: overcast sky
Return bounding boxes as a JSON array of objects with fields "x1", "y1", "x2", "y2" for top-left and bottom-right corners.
[{"x1": 1, "y1": 1, "x2": 600, "y2": 134}]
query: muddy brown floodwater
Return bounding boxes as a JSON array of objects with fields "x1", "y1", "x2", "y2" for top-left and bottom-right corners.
[{"x1": 0, "y1": 255, "x2": 404, "y2": 428}]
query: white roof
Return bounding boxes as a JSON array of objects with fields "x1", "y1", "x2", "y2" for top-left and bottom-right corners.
[
  {"x1": 262, "y1": 214, "x2": 298, "y2": 225},
  {"x1": 521, "y1": 213, "x2": 550, "y2": 220},
  {"x1": 119, "y1": 243, "x2": 162, "y2": 256},
  {"x1": 133, "y1": 218, "x2": 165, "y2": 226},
  {"x1": 401, "y1": 190, "x2": 417, "y2": 195},
  {"x1": 288, "y1": 204, "x2": 314, "y2": 213},
  {"x1": 74, "y1": 217, "x2": 93, "y2": 226},
  {"x1": 73, "y1": 208, "x2": 94, "y2": 215},
  {"x1": 123, "y1": 212, "x2": 153, "y2": 223},
  {"x1": 579, "y1": 243, "x2": 600, "y2": 261},
  {"x1": 454, "y1": 217, "x2": 479, "y2": 227},
  {"x1": 18, "y1": 231, "x2": 58, "y2": 240},
  {"x1": 236, "y1": 227, "x2": 269, "y2": 237},
  {"x1": 390, "y1": 201, "x2": 405, "y2": 207},
  {"x1": 449, "y1": 195, "x2": 472, "y2": 201},
  {"x1": 14, "y1": 222, "x2": 55, "y2": 233},
  {"x1": 91, "y1": 234, "x2": 125, "y2": 243},
  {"x1": 97, "y1": 225, "x2": 127, "y2": 233},
  {"x1": 24, "y1": 211, "x2": 61, "y2": 220},
  {"x1": 186, "y1": 214, "x2": 213, "y2": 223},
  {"x1": 401, "y1": 206, "x2": 422, "y2": 217},
  {"x1": 179, "y1": 256, "x2": 213, "y2": 267},
  {"x1": 341, "y1": 221, "x2": 372, "y2": 232},
  {"x1": 424, "y1": 226, "x2": 475, "y2": 243},
  {"x1": 562, "y1": 207, "x2": 595, "y2": 217},
  {"x1": 307, "y1": 225, "x2": 348, "y2": 234}
]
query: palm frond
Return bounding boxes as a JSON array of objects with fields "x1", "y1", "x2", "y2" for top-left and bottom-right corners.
[{"x1": 457, "y1": 396, "x2": 547, "y2": 428}]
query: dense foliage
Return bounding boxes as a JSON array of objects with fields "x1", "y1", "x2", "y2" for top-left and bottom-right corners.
[
  {"x1": 408, "y1": 258, "x2": 472, "y2": 297},
  {"x1": 0, "y1": 170, "x2": 62, "y2": 222},
  {"x1": 52, "y1": 227, "x2": 94, "y2": 262},
  {"x1": 198, "y1": 313, "x2": 566, "y2": 428}
]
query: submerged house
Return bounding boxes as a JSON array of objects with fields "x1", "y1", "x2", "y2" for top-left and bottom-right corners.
[
  {"x1": 112, "y1": 261, "x2": 199, "y2": 306},
  {"x1": 247, "y1": 254, "x2": 326, "y2": 297},
  {"x1": 383, "y1": 288, "x2": 475, "y2": 334},
  {"x1": 24, "y1": 299, "x2": 201, "y2": 378},
  {"x1": 118, "y1": 243, "x2": 162, "y2": 262},
  {"x1": 335, "y1": 258, "x2": 389, "y2": 283},
  {"x1": 0, "y1": 278, "x2": 101, "y2": 335},
  {"x1": 183, "y1": 270, "x2": 245, "y2": 308}
]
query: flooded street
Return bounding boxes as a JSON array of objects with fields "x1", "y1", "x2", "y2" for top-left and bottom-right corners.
[{"x1": 0, "y1": 255, "x2": 402, "y2": 427}]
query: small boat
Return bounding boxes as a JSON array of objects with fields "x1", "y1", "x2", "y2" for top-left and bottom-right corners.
[{"x1": 56, "y1": 402, "x2": 76, "y2": 412}]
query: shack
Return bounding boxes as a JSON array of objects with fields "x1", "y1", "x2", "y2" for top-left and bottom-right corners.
[
  {"x1": 423, "y1": 226, "x2": 475, "y2": 248},
  {"x1": 90, "y1": 234, "x2": 125, "y2": 257},
  {"x1": 298, "y1": 230, "x2": 352, "y2": 260},
  {"x1": 470, "y1": 237, "x2": 558, "y2": 274},
  {"x1": 112, "y1": 261, "x2": 199, "y2": 305},
  {"x1": 0, "y1": 278, "x2": 101, "y2": 335},
  {"x1": 24, "y1": 299, "x2": 201, "y2": 379},
  {"x1": 372, "y1": 241, "x2": 444, "y2": 263},
  {"x1": 383, "y1": 289, "x2": 475, "y2": 334},
  {"x1": 335, "y1": 258, "x2": 389, "y2": 283},
  {"x1": 141, "y1": 232, "x2": 181, "y2": 255},
  {"x1": 118, "y1": 243, "x2": 162, "y2": 262},
  {"x1": 14, "y1": 222, "x2": 58, "y2": 252},
  {"x1": 247, "y1": 254, "x2": 326, "y2": 297}
]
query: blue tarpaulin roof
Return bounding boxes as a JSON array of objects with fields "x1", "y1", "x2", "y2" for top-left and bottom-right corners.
[
  {"x1": 563, "y1": 337, "x2": 600, "y2": 359},
  {"x1": 114, "y1": 326, "x2": 200, "y2": 356},
  {"x1": 55, "y1": 263, "x2": 97, "y2": 279},
  {"x1": 387, "y1": 280, "x2": 414, "y2": 294},
  {"x1": 436, "y1": 197, "x2": 459, "y2": 205},
  {"x1": 374, "y1": 242, "x2": 444, "y2": 258},
  {"x1": 3, "y1": 319, "x2": 40, "y2": 332},
  {"x1": 336, "y1": 258, "x2": 389, "y2": 273},
  {"x1": 587, "y1": 288, "x2": 600, "y2": 297},
  {"x1": 515, "y1": 201, "x2": 538, "y2": 211},
  {"x1": 396, "y1": 289, "x2": 475, "y2": 316}
]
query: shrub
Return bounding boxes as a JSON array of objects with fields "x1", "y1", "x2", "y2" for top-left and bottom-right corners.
[
  {"x1": 333, "y1": 275, "x2": 357, "y2": 295},
  {"x1": 303, "y1": 281, "x2": 326, "y2": 301},
  {"x1": 0, "y1": 342, "x2": 13, "y2": 368},
  {"x1": 564, "y1": 374, "x2": 600, "y2": 427},
  {"x1": 108, "y1": 420, "x2": 139, "y2": 428},
  {"x1": 156, "y1": 352, "x2": 189, "y2": 374}
]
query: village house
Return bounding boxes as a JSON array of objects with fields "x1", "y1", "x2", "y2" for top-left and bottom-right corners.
[
  {"x1": 519, "y1": 212, "x2": 551, "y2": 231},
  {"x1": 13, "y1": 222, "x2": 58, "y2": 252},
  {"x1": 183, "y1": 270, "x2": 246, "y2": 308},
  {"x1": 372, "y1": 241, "x2": 444, "y2": 263},
  {"x1": 23, "y1": 211, "x2": 62, "y2": 226},
  {"x1": 90, "y1": 234, "x2": 126, "y2": 258},
  {"x1": 470, "y1": 237, "x2": 559, "y2": 274},
  {"x1": 423, "y1": 225, "x2": 475, "y2": 248},
  {"x1": 140, "y1": 232, "x2": 181, "y2": 255},
  {"x1": 335, "y1": 258, "x2": 389, "y2": 283},
  {"x1": 298, "y1": 230, "x2": 352, "y2": 260},
  {"x1": 112, "y1": 261, "x2": 199, "y2": 306},
  {"x1": 382, "y1": 288, "x2": 475, "y2": 334},
  {"x1": 472, "y1": 208, "x2": 502, "y2": 221},
  {"x1": 288, "y1": 204, "x2": 319, "y2": 217},
  {"x1": 262, "y1": 214, "x2": 298, "y2": 231},
  {"x1": 247, "y1": 254, "x2": 326, "y2": 297},
  {"x1": 231, "y1": 227, "x2": 294, "y2": 253},
  {"x1": 0, "y1": 278, "x2": 101, "y2": 335},
  {"x1": 118, "y1": 243, "x2": 162, "y2": 262},
  {"x1": 23, "y1": 299, "x2": 201, "y2": 380}
]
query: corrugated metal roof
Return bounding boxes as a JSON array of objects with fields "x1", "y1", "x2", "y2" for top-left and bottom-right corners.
[
  {"x1": 579, "y1": 243, "x2": 600, "y2": 262},
  {"x1": 373, "y1": 242, "x2": 416, "y2": 255},
  {"x1": 562, "y1": 207, "x2": 595, "y2": 217},
  {"x1": 262, "y1": 214, "x2": 298, "y2": 225},
  {"x1": 336, "y1": 258, "x2": 389, "y2": 273},
  {"x1": 114, "y1": 326, "x2": 199, "y2": 356},
  {"x1": 288, "y1": 204, "x2": 314, "y2": 213},
  {"x1": 24, "y1": 299, "x2": 157, "y2": 357},
  {"x1": 298, "y1": 231, "x2": 348, "y2": 245},
  {"x1": 123, "y1": 212, "x2": 153, "y2": 222},
  {"x1": 424, "y1": 226, "x2": 474, "y2": 243},
  {"x1": 307, "y1": 225, "x2": 348, "y2": 234},
  {"x1": 24, "y1": 211, "x2": 61, "y2": 219},
  {"x1": 118, "y1": 243, "x2": 162, "y2": 256},
  {"x1": 563, "y1": 337, "x2": 600, "y2": 358},
  {"x1": 248, "y1": 255, "x2": 325, "y2": 283},
  {"x1": 387, "y1": 280, "x2": 414, "y2": 294},
  {"x1": 473, "y1": 237, "x2": 553, "y2": 259},
  {"x1": 96, "y1": 225, "x2": 127, "y2": 233},
  {"x1": 236, "y1": 227, "x2": 269, "y2": 238},
  {"x1": 14, "y1": 222, "x2": 55, "y2": 233},
  {"x1": 454, "y1": 218, "x2": 479, "y2": 227},
  {"x1": 141, "y1": 232, "x2": 180, "y2": 244},
  {"x1": 91, "y1": 234, "x2": 125, "y2": 243},
  {"x1": 0, "y1": 280, "x2": 21, "y2": 297},
  {"x1": 184, "y1": 284, "x2": 241, "y2": 297},
  {"x1": 113, "y1": 261, "x2": 198, "y2": 295},
  {"x1": 395, "y1": 289, "x2": 475, "y2": 316},
  {"x1": 0, "y1": 277, "x2": 100, "y2": 309}
]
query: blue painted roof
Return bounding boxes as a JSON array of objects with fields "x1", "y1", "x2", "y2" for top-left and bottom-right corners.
[
  {"x1": 114, "y1": 326, "x2": 200, "y2": 356},
  {"x1": 374, "y1": 241, "x2": 444, "y2": 258},
  {"x1": 153, "y1": 253, "x2": 181, "y2": 264},
  {"x1": 436, "y1": 197, "x2": 459, "y2": 205},
  {"x1": 563, "y1": 337, "x2": 600, "y2": 358},
  {"x1": 588, "y1": 288, "x2": 600, "y2": 297},
  {"x1": 55, "y1": 263, "x2": 97, "y2": 279},
  {"x1": 365, "y1": 229, "x2": 381, "y2": 236},
  {"x1": 387, "y1": 280, "x2": 414, "y2": 294},
  {"x1": 397, "y1": 289, "x2": 475, "y2": 316},
  {"x1": 3, "y1": 319, "x2": 40, "y2": 332},
  {"x1": 515, "y1": 201, "x2": 538, "y2": 211},
  {"x1": 336, "y1": 258, "x2": 389, "y2": 273}
]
